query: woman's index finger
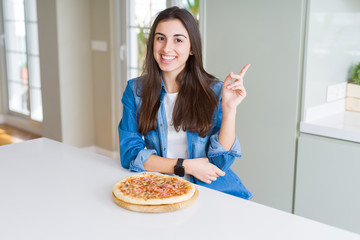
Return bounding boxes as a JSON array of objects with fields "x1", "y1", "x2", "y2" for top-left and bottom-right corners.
[{"x1": 239, "y1": 64, "x2": 251, "y2": 78}]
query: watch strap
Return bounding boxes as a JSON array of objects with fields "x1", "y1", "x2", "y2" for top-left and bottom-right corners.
[
  {"x1": 174, "y1": 158, "x2": 185, "y2": 177},
  {"x1": 176, "y1": 158, "x2": 184, "y2": 167}
]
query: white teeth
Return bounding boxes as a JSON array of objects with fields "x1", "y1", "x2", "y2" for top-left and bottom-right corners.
[{"x1": 161, "y1": 55, "x2": 175, "y2": 60}]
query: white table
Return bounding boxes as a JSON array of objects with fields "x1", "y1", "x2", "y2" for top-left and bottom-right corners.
[{"x1": 1, "y1": 138, "x2": 359, "y2": 240}]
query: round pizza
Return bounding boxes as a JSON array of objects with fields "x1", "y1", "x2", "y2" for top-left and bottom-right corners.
[{"x1": 112, "y1": 173, "x2": 196, "y2": 205}]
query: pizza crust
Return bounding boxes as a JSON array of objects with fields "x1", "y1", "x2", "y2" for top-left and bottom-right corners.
[{"x1": 112, "y1": 173, "x2": 196, "y2": 205}]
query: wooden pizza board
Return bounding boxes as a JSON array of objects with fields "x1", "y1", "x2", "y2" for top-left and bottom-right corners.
[{"x1": 112, "y1": 188, "x2": 199, "y2": 213}]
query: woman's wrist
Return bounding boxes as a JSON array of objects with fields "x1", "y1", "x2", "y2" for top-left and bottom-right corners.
[
  {"x1": 222, "y1": 108, "x2": 237, "y2": 121},
  {"x1": 219, "y1": 106, "x2": 237, "y2": 151},
  {"x1": 221, "y1": 105, "x2": 237, "y2": 128},
  {"x1": 222, "y1": 103, "x2": 237, "y2": 118},
  {"x1": 183, "y1": 159, "x2": 192, "y2": 175}
]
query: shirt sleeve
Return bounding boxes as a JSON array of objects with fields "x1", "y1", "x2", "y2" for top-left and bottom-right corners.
[
  {"x1": 118, "y1": 81, "x2": 157, "y2": 172},
  {"x1": 207, "y1": 87, "x2": 242, "y2": 172}
]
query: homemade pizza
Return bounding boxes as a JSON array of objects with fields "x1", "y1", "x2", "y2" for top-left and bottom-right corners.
[{"x1": 112, "y1": 173, "x2": 196, "y2": 205}]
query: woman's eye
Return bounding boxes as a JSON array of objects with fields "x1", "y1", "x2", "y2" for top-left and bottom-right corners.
[
  {"x1": 157, "y1": 36, "x2": 165, "y2": 41},
  {"x1": 175, "y1": 39, "x2": 182, "y2": 43}
]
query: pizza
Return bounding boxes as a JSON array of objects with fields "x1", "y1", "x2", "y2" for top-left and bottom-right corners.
[{"x1": 112, "y1": 173, "x2": 196, "y2": 205}]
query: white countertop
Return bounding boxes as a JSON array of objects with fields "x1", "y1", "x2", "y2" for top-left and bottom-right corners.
[
  {"x1": 300, "y1": 111, "x2": 360, "y2": 143},
  {"x1": 1, "y1": 138, "x2": 359, "y2": 240}
]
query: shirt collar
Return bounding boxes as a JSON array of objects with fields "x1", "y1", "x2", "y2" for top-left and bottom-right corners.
[
  {"x1": 159, "y1": 72, "x2": 167, "y2": 101},
  {"x1": 160, "y1": 72, "x2": 167, "y2": 93}
]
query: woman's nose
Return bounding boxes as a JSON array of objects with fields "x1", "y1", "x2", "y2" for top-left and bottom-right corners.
[{"x1": 163, "y1": 40, "x2": 173, "y2": 53}]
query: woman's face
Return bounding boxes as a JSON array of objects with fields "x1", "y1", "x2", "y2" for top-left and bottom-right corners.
[{"x1": 153, "y1": 19, "x2": 192, "y2": 79}]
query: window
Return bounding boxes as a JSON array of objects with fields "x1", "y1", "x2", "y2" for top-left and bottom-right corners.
[
  {"x1": 126, "y1": 0, "x2": 200, "y2": 80},
  {"x1": 1, "y1": 0, "x2": 43, "y2": 122}
]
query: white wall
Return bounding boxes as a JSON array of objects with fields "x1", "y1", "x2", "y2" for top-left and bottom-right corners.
[
  {"x1": 205, "y1": 0, "x2": 306, "y2": 212},
  {"x1": 37, "y1": 0, "x2": 62, "y2": 141},
  {"x1": 56, "y1": 0, "x2": 94, "y2": 147},
  {"x1": 90, "y1": 0, "x2": 118, "y2": 151}
]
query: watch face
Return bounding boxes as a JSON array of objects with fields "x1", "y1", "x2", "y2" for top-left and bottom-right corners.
[{"x1": 175, "y1": 166, "x2": 185, "y2": 177}]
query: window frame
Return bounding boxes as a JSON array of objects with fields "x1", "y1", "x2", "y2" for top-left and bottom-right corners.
[{"x1": 0, "y1": 0, "x2": 42, "y2": 134}]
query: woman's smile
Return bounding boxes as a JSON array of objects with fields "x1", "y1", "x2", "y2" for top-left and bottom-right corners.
[{"x1": 161, "y1": 54, "x2": 176, "y2": 63}]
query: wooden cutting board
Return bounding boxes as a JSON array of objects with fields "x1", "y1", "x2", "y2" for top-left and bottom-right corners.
[{"x1": 113, "y1": 188, "x2": 199, "y2": 213}]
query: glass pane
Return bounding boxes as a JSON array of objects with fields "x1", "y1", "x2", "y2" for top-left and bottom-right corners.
[
  {"x1": 28, "y1": 56, "x2": 40, "y2": 88},
  {"x1": 30, "y1": 88, "x2": 43, "y2": 121},
  {"x1": 4, "y1": 21, "x2": 26, "y2": 53},
  {"x1": 8, "y1": 81, "x2": 29, "y2": 115},
  {"x1": 128, "y1": 26, "x2": 149, "y2": 70},
  {"x1": 181, "y1": 0, "x2": 199, "y2": 21},
  {"x1": 27, "y1": 23, "x2": 39, "y2": 55},
  {"x1": 131, "y1": 0, "x2": 166, "y2": 27},
  {"x1": 6, "y1": 52, "x2": 27, "y2": 83},
  {"x1": 26, "y1": 0, "x2": 37, "y2": 22},
  {"x1": 137, "y1": 27, "x2": 149, "y2": 70},
  {"x1": 3, "y1": 0, "x2": 25, "y2": 21},
  {"x1": 128, "y1": 0, "x2": 165, "y2": 77},
  {"x1": 3, "y1": 0, "x2": 43, "y2": 121},
  {"x1": 129, "y1": 68, "x2": 141, "y2": 80},
  {"x1": 129, "y1": 27, "x2": 139, "y2": 69}
]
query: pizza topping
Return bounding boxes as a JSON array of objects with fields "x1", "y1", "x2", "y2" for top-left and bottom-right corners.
[{"x1": 117, "y1": 174, "x2": 192, "y2": 200}]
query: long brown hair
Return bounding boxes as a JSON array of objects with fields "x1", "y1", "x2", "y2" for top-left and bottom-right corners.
[{"x1": 137, "y1": 7, "x2": 218, "y2": 137}]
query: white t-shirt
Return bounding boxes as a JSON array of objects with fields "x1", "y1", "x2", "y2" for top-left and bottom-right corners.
[{"x1": 163, "y1": 92, "x2": 188, "y2": 159}]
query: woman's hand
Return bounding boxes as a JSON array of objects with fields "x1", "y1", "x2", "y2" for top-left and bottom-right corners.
[
  {"x1": 184, "y1": 158, "x2": 225, "y2": 184},
  {"x1": 222, "y1": 64, "x2": 251, "y2": 112}
]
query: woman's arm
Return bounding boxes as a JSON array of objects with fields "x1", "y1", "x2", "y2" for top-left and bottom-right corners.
[
  {"x1": 143, "y1": 155, "x2": 177, "y2": 174},
  {"x1": 218, "y1": 109, "x2": 237, "y2": 151},
  {"x1": 144, "y1": 155, "x2": 225, "y2": 184},
  {"x1": 119, "y1": 80, "x2": 157, "y2": 171},
  {"x1": 219, "y1": 64, "x2": 250, "y2": 150}
]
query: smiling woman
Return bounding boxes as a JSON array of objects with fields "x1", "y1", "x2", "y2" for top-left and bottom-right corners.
[{"x1": 118, "y1": 7, "x2": 252, "y2": 200}]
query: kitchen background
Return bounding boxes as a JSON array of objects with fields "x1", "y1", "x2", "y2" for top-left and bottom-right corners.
[{"x1": 0, "y1": 0, "x2": 359, "y2": 235}]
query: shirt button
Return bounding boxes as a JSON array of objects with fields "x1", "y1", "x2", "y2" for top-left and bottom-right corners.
[
  {"x1": 160, "y1": 123, "x2": 163, "y2": 127},
  {"x1": 164, "y1": 147, "x2": 166, "y2": 151}
]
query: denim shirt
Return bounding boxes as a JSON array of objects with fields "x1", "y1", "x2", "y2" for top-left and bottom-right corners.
[{"x1": 118, "y1": 77, "x2": 253, "y2": 200}]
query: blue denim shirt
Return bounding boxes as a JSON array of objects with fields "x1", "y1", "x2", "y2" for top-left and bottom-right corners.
[{"x1": 118, "y1": 77, "x2": 253, "y2": 200}]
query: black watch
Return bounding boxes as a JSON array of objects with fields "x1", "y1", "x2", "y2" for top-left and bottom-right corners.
[{"x1": 174, "y1": 158, "x2": 185, "y2": 177}]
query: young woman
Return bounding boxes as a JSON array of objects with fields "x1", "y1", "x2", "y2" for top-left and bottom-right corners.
[{"x1": 119, "y1": 7, "x2": 252, "y2": 199}]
